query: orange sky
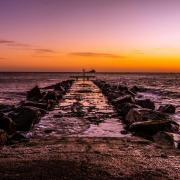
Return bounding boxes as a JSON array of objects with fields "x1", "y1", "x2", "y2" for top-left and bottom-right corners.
[{"x1": 0, "y1": 0, "x2": 180, "y2": 72}]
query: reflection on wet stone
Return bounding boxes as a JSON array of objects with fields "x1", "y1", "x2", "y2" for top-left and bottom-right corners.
[{"x1": 33, "y1": 80, "x2": 125, "y2": 138}]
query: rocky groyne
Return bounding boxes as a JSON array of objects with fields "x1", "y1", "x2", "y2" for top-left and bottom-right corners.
[
  {"x1": 32, "y1": 80, "x2": 125, "y2": 138},
  {"x1": 93, "y1": 80, "x2": 180, "y2": 148},
  {"x1": 0, "y1": 79, "x2": 180, "y2": 179},
  {"x1": 0, "y1": 80, "x2": 74, "y2": 144},
  {"x1": 0, "y1": 78, "x2": 180, "y2": 149}
]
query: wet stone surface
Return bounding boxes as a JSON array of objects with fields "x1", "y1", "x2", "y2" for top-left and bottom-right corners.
[{"x1": 32, "y1": 80, "x2": 126, "y2": 139}]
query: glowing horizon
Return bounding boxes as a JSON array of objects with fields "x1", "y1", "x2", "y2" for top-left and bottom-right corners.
[{"x1": 0, "y1": 0, "x2": 180, "y2": 72}]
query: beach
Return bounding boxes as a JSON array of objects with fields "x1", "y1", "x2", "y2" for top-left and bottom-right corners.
[{"x1": 0, "y1": 137, "x2": 180, "y2": 179}]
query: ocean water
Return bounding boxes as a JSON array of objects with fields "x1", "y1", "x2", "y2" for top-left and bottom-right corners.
[
  {"x1": 98, "y1": 73, "x2": 180, "y2": 122},
  {"x1": 0, "y1": 72, "x2": 180, "y2": 122},
  {"x1": 0, "y1": 72, "x2": 71, "y2": 104}
]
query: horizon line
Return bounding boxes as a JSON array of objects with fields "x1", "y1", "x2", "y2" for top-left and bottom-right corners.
[{"x1": 0, "y1": 71, "x2": 179, "y2": 74}]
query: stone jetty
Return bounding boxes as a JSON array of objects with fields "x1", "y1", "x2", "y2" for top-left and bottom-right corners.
[
  {"x1": 93, "y1": 80, "x2": 180, "y2": 148},
  {"x1": 0, "y1": 78, "x2": 180, "y2": 148},
  {"x1": 33, "y1": 80, "x2": 125, "y2": 138},
  {"x1": 0, "y1": 79, "x2": 180, "y2": 180}
]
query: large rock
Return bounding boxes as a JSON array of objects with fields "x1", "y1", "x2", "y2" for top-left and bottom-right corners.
[
  {"x1": 170, "y1": 121, "x2": 179, "y2": 132},
  {"x1": 130, "y1": 86, "x2": 140, "y2": 93},
  {"x1": 22, "y1": 101, "x2": 50, "y2": 111},
  {"x1": 9, "y1": 106, "x2": 42, "y2": 131},
  {"x1": 10, "y1": 132, "x2": 29, "y2": 143},
  {"x1": 106, "y1": 92, "x2": 121, "y2": 102},
  {"x1": 117, "y1": 85, "x2": 128, "y2": 91},
  {"x1": 55, "y1": 91, "x2": 64, "y2": 100},
  {"x1": 27, "y1": 86, "x2": 42, "y2": 101},
  {"x1": 43, "y1": 91, "x2": 58, "y2": 102},
  {"x1": 0, "y1": 104, "x2": 15, "y2": 113},
  {"x1": 126, "y1": 90, "x2": 136, "y2": 97},
  {"x1": 54, "y1": 84, "x2": 65, "y2": 93},
  {"x1": 130, "y1": 86, "x2": 145, "y2": 93},
  {"x1": 125, "y1": 108, "x2": 171, "y2": 126},
  {"x1": 158, "y1": 104, "x2": 176, "y2": 114},
  {"x1": 60, "y1": 80, "x2": 72, "y2": 91},
  {"x1": 112, "y1": 95, "x2": 135, "y2": 106},
  {"x1": 125, "y1": 108, "x2": 142, "y2": 125},
  {"x1": 129, "y1": 120, "x2": 172, "y2": 136},
  {"x1": 101, "y1": 83, "x2": 111, "y2": 89},
  {"x1": 41, "y1": 91, "x2": 59, "y2": 109},
  {"x1": 118, "y1": 103, "x2": 140, "y2": 118},
  {"x1": 136, "y1": 99, "x2": 155, "y2": 110},
  {"x1": 153, "y1": 132, "x2": 180, "y2": 148},
  {"x1": 0, "y1": 113, "x2": 16, "y2": 134},
  {"x1": 0, "y1": 129, "x2": 8, "y2": 145}
]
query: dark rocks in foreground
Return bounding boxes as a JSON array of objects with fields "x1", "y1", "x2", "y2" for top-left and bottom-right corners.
[
  {"x1": 9, "y1": 106, "x2": 42, "y2": 131},
  {"x1": 9, "y1": 132, "x2": 29, "y2": 144},
  {"x1": 27, "y1": 85, "x2": 42, "y2": 101},
  {"x1": 112, "y1": 95, "x2": 135, "y2": 106},
  {"x1": 125, "y1": 108, "x2": 171, "y2": 125},
  {"x1": 153, "y1": 131, "x2": 180, "y2": 148},
  {"x1": 129, "y1": 120, "x2": 174, "y2": 137},
  {"x1": 0, "y1": 129, "x2": 8, "y2": 145},
  {"x1": 136, "y1": 99, "x2": 155, "y2": 110},
  {"x1": 0, "y1": 113, "x2": 16, "y2": 134},
  {"x1": 0, "y1": 104, "x2": 15, "y2": 113},
  {"x1": 93, "y1": 80, "x2": 179, "y2": 148},
  {"x1": 21, "y1": 101, "x2": 50, "y2": 111},
  {"x1": 0, "y1": 80, "x2": 74, "y2": 145},
  {"x1": 158, "y1": 104, "x2": 176, "y2": 114}
]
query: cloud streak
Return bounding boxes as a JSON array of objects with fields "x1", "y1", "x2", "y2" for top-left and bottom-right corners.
[
  {"x1": 0, "y1": 38, "x2": 56, "y2": 54},
  {"x1": 0, "y1": 57, "x2": 6, "y2": 60},
  {"x1": 32, "y1": 55, "x2": 54, "y2": 58},
  {"x1": 34, "y1": 48, "x2": 56, "y2": 54},
  {"x1": 0, "y1": 39, "x2": 31, "y2": 48},
  {"x1": 0, "y1": 40, "x2": 14, "y2": 44},
  {"x1": 69, "y1": 52, "x2": 125, "y2": 58},
  {"x1": 132, "y1": 50, "x2": 144, "y2": 55}
]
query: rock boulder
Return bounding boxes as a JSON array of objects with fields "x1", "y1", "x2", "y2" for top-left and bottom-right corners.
[
  {"x1": 136, "y1": 99, "x2": 155, "y2": 110},
  {"x1": 153, "y1": 131, "x2": 180, "y2": 148},
  {"x1": 129, "y1": 120, "x2": 172, "y2": 137},
  {"x1": 9, "y1": 106, "x2": 42, "y2": 131},
  {"x1": 158, "y1": 104, "x2": 176, "y2": 114},
  {"x1": 0, "y1": 129, "x2": 8, "y2": 145},
  {"x1": 27, "y1": 86, "x2": 42, "y2": 101},
  {"x1": 0, "y1": 113, "x2": 16, "y2": 134}
]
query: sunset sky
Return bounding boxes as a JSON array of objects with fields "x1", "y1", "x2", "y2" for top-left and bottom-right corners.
[{"x1": 0, "y1": 0, "x2": 180, "y2": 72}]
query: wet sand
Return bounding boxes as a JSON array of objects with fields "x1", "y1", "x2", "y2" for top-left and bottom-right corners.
[{"x1": 0, "y1": 137, "x2": 180, "y2": 180}]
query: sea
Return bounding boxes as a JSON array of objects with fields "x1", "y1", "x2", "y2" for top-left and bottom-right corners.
[{"x1": 0, "y1": 72, "x2": 180, "y2": 123}]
